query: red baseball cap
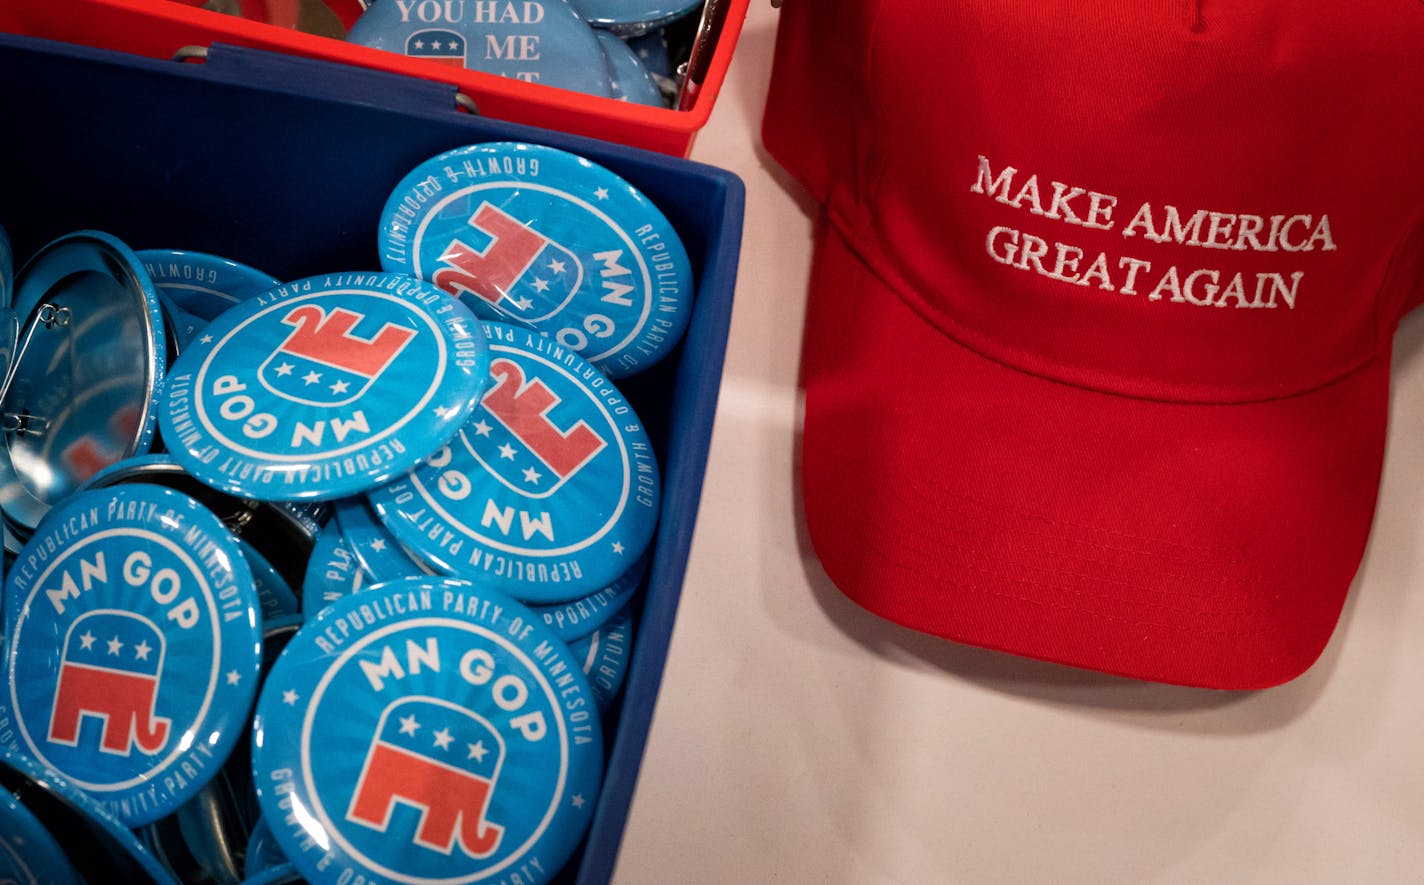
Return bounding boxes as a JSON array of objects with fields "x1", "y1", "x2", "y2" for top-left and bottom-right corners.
[{"x1": 763, "y1": 0, "x2": 1424, "y2": 688}]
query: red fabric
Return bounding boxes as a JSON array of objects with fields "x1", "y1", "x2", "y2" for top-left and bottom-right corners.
[{"x1": 766, "y1": 0, "x2": 1424, "y2": 687}]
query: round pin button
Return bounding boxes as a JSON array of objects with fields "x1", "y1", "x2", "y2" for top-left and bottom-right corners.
[
  {"x1": 0, "y1": 788, "x2": 83, "y2": 885},
  {"x1": 569, "y1": 605, "x2": 634, "y2": 712},
  {"x1": 334, "y1": 495, "x2": 437, "y2": 581},
  {"x1": 1, "y1": 230, "x2": 167, "y2": 536},
  {"x1": 158, "y1": 271, "x2": 490, "y2": 502},
  {"x1": 378, "y1": 142, "x2": 694, "y2": 378},
  {"x1": 530, "y1": 549, "x2": 646, "y2": 641},
  {"x1": 1, "y1": 485, "x2": 263, "y2": 826},
  {"x1": 370, "y1": 322, "x2": 661, "y2": 603},
  {"x1": 77, "y1": 454, "x2": 318, "y2": 595},
  {"x1": 595, "y1": 28, "x2": 666, "y2": 106},
  {"x1": 251, "y1": 577, "x2": 602, "y2": 885},
  {"x1": 136, "y1": 249, "x2": 282, "y2": 322},
  {"x1": 302, "y1": 518, "x2": 369, "y2": 616},
  {"x1": 346, "y1": 0, "x2": 613, "y2": 97},
  {"x1": 0, "y1": 747, "x2": 177, "y2": 884}
]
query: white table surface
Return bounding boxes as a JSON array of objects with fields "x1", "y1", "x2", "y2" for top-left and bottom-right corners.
[{"x1": 613, "y1": 3, "x2": 1424, "y2": 883}]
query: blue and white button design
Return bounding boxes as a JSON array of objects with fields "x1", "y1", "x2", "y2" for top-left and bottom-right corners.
[
  {"x1": 0, "y1": 789, "x2": 83, "y2": 885},
  {"x1": 0, "y1": 747, "x2": 175, "y2": 883},
  {"x1": 594, "y1": 29, "x2": 665, "y2": 106},
  {"x1": 569, "y1": 606, "x2": 634, "y2": 712},
  {"x1": 251, "y1": 578, "x2": 601, "y2": 885},
  {"x1": 346, "y1": 0, "x2": 614, "y2": 97},
  {"x1": 370, "y1": 323, "x2": 660, "y2": 603},
  {"x1": 530, "y1": 550, "x2": 645, "y2": 641},
  {"x1": 302, "y1": 521, "x2": 368, "y2": 615},
  {"x1": 158, "y1": 272, "x2": 490, "y2": 502},
  {"x1": 334, "y1": 496, "x2": 437, "y2": 582},
  {"x1": 137, "y1": 250, "x2": 281, "y2": 322},
  {"x1": 379, "y1": 142, "x2": 694, "y2": 378},
  {"x1": 1, "y1": 485, "x2": 262, "y2": 826}
]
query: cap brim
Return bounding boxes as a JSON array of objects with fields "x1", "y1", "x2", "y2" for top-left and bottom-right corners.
[{"x1": 801, "y1": 217, "x2": 1390, "y2": 689}]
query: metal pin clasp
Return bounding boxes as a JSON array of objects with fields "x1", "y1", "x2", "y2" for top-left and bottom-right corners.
[{"x1": 0, "y1": 301, "x2": 72, "y2": 416}]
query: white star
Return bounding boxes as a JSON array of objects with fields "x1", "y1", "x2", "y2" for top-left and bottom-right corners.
[
  {"x1": 79, "y1": 630, "x2": 96, "y2": 651},
  {"x1": 226, "y1": 670, "x2": 241, "y2": 686},
  {"x1": 303, "y1": 370, "x2": 322, "y2": 385},
  {"x1": 107, "y1": 636, "x2": 124, "y2": 656},
  {"x1": 430, "y1": 39, "x2": 442, "y2": 50},
  {"x1": 572, "y1": 794, "x2": 586, "y2": 808},
  {"x1": 531, "y1": 277, "x2": 550, "y2": 293},
  {"x1": 370, "y1": 538, "x2": 387, "y2": 552},
  {"x1": 200, "y1": 334, "x2": 214, "y2": 344},
  {"x1": 282, "y1": 689, "x2": 300, "y2": 706},
  {"x1": 330, "y1": 379, "x2": 350, "y2": 395},
  {"x1": 612, "y1": 542, "x2": 625, "y2": 554},
  {"x1": 133, "y1": 639, "x2": 152, "y2": 661},
  {"x1": 399, "y1": 714, "x2": 420, "y2": 736},
  {"x1": 498, "y1": 443, "x2": 517, "y2": 460},
  {"x1": 275, "y1": 362, "x2": 295, "y2": 376},
  {"x1": 467, "y1": 740, "x2": 488, "y2": 762},
  {"x1": 433, "y1": 728, "x2": 453, "y2": 750},
  {"x1": 515, "y1": 297, "x2": 534, "y2": 311},
  {"x1": 413, "y1": 39, "x2": 425, "y2": 49},
  {"x1": 547, "y1": 258, "x2": 567, "y2": 274},
  {"x1": 593, "y1": 187, "x2": 609, "y2": 200},
  {"x1": 472, "y1": 420, "x2": 492, "y2": 437},
  {"x1": 522, "y1": 466, "x2": 542, "y2": 484},
  {"x1": 434, "y1": 405, "x2": 453, "y2": 419}
]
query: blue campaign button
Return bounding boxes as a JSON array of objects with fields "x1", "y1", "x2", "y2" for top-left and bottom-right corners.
[
  {"x1": 0, "y1": 789, "x2": 83, "y2": 885},
  {"x1": 346, "y1": 0, "x2": 613, "y2": 97},
  {"x1": 0, "y1": 748, "x2": 177, "y2": 883},
  {"x1": 334, "y1": 495, "x2": 438, "y2": 581},
  {"x1": 624, "y1": 27, "x2": 673, "y2": 77},
  {"x1": 595, "y1": 29, "x2": 665, "y2": 106},
  {"x1": 369, "y1": 322, "x2": 661, "y2": 603},
  {"x1": 2, "y1": 231, "x2": 167, "y2": 536},
  {"x1": 378, "y1": 142, "x2": 694, "y2": 378},
  {"x1": 136, "y1": 250, "x2": 281, "y2": 322},
  {"x1": 157, "y1": 291, "x2": 204, "y2": 355},
  {"x1": 567, "y1": 0, "x2": 699, "y2": 30},
  {"x1": 530, "y1": 549, "x2": 645, "y2": 641},
  {"x1": 1, "y1": 485, "x2": 263, "y2": 826},
  {"x1": 158, "y1": 272, "x2": 490, "y2": 502},
  {"x1": 569, "y1": 605, "x2": 634, "y2": 712},
  {"x1": 302, "y1": 518, "x2": 370, "y2": 616},
  {"x1": 250, "y1": 578, "x2": 602, "y2": 885}
]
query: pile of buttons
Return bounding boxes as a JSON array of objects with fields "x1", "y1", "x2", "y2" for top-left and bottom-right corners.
[
  {"x1": 343, "y1": 0, "x2": 700, "y2": 105},
  {"x1": 0, "y1": 141, "x2": 692, "y2": 885}
]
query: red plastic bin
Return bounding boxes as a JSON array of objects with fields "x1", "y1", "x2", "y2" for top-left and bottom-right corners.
[{"x1": 0, "y1": 0, "x2": 748, "y2": 157}]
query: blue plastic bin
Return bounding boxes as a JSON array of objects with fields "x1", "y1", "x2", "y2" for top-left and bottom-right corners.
[{"x1": 0, "y1": 33, "x2": 743, "y2": 885}]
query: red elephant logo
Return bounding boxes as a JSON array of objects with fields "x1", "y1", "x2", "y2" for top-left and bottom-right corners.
[
  {"x1": 48, "y1": 610, "x2": 171, "y2": 756},
  {"x1": 346, "y1": 696, "x2": 506, "y2": 858}
]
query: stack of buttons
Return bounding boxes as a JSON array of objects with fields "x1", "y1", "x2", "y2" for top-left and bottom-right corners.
[
  {"x1": 0, "y1": 140, "x2": 693, "y2": 884},
  {"x1": 342, "y1": 0, "x2": 708, "y2": 106}
]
